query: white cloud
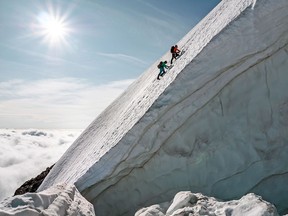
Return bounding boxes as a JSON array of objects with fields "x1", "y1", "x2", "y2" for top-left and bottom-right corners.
[
  {"x1": 96, "y1": 52, "x2": 147, "y2": 65},
  {"x1": 136, "y1": 0, "x2": 179, "y2": 21},
  {"x1": 0, "y1": 129, "x2": 82, "y2": 201},
  {"x1": 0, "y1": 44, "x2": 97, "y2": 71},
  {"x1": 0, "y1": 78, "x2": 134, "y2": 129}
]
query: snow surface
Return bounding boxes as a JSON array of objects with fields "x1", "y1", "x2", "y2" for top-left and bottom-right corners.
[
  {"x1": 0, "y1": 129, "x2": 82, "y2": 201},
  {"x1": 0, "y1": 183, "x2": 95, "y2": 216},
  {"x1": 135, "y1": 192, "x2": 278, "y2": 216},
  {"x1": 0, "y1": 189, "x2": 279, "y2": 216},
  {"x1": 38, "y1": 0, "x2": 288, "y2": 215}
]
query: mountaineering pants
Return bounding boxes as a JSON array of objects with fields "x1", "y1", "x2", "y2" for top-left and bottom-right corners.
[
  {"x1": 170, "y1": 53, "x2": 180, "y2": 64},
  {"x1": 157, "y1": 68, "x2": 166, "y2": 79}
]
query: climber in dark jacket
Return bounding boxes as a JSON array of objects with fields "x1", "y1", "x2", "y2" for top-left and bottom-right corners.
[{"x1": 170, "y1": 45, "x2": 181, "y2": 64}]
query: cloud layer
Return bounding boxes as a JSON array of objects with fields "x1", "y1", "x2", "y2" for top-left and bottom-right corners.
[
  {"x1": 0, "y1": 129, "x2": 82, "y2": 201},
  {"x1": 0, "y1": 78, "x2": 134, "y2": 128}
]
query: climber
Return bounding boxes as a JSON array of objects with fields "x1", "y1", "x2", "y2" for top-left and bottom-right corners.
[
  {"x1": 157, "y1": 61, "x2": 169, "y2": 80},
  {"x1": 170, "y1": 45, "x2": 181, "y2": 64}
]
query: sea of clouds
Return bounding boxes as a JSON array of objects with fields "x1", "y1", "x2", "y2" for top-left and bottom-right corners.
[{"x1": 0, "y1": 128, "x2": 82, "y2": 201}]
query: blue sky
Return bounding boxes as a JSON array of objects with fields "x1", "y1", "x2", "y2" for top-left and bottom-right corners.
[{"x1": 0, "y1": 0, "x2": 220, "y2": 129}]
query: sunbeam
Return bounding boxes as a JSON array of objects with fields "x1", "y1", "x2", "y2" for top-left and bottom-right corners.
[{"x1": 33, "y1": 4, "x2": 73, "y2": 48}]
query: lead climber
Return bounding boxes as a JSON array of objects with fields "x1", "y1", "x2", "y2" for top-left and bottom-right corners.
[{"x1": 170, "y1": 45, "x2": 181, "y2": 64}]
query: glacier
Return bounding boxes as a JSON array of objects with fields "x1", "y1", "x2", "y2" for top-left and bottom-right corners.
[{"x1": 30, "y1": 0, "x2": 288, "y2": 215}]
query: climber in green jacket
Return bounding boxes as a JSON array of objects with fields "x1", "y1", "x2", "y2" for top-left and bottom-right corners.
[{"x1": 157, "y1": 61, "x2": 169, "y2": 80}]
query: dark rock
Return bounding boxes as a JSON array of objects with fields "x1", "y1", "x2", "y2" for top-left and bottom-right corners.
[{"x1": 14, "y1": 164, "x2": 54, "y2": 196}]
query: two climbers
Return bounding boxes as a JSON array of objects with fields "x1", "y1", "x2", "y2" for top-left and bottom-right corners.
[{"x1": 156, "y1": 45, "x2": 182, "y2": 80}]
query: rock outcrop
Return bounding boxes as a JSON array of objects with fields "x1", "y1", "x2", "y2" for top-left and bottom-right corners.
[{"x1": 14, "y1": 165, "x2": 54, "y2": 196}]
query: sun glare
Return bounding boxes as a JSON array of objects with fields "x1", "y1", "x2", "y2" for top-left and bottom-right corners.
[
  {"x1": 43, "y1": 17, "x2": 66, "y2": 40},
  {"x1": 35, "y1": 10, "x2": 71, "y2": 47}
]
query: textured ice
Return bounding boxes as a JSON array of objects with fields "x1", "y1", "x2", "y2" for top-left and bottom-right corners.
[
  {"x1": 0, "y1": 190, "x2": 278, "y2": 216},
  {"x1": 136, "y1": 192, "x2": 279, "y2": 216},
  {"x1": 39, "y1": 0, "x2": 288, "y2": 215},
  {"x1": 0, "y1": 184, "x2": 95, "y2": 216}
]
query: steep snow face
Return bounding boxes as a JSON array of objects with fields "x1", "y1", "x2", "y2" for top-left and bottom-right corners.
[{"x1": 39, "y1": 0, "x2": 288, "y2": 215}]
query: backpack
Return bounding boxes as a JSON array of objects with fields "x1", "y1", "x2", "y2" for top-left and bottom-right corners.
[
  {"x1": 170, "y1": 46, "x2": 175, "y2": 53},
  {"x1": 157, "y1": 61, "x2": 162, "y2": 69}
]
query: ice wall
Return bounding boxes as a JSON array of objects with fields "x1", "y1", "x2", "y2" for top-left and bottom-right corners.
[{"x1": 40, "y1": 0, "x2": 288, "y2": 215}]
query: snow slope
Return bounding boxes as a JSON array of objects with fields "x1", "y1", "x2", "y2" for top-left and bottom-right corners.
[{"x1": 39, "y1": 0, "x2": 288, "y2": 215}]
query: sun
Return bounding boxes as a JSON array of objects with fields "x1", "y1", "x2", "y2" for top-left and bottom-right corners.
[
  {"x1": 35, "y1": 11, "x2": 71, "y2": 47},
  {"x1": 42, "y1": 16, "x2": 67, "y2": 40}
]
